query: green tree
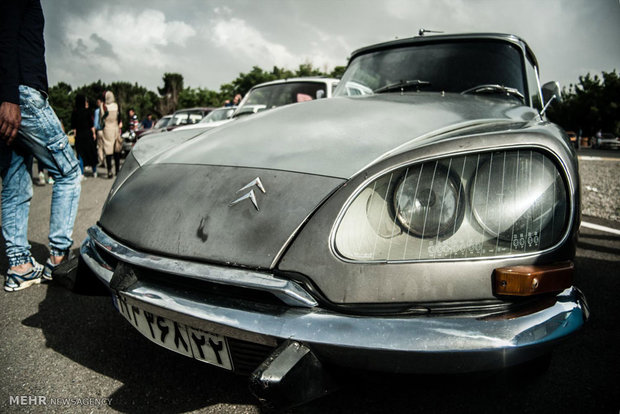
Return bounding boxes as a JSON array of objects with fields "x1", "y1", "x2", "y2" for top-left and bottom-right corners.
[
  {"x1": 48, "y1": 82, "x2": 73, "y2": 130},
  {"x1": 294, "y1": 62, "x2": 323, "y2": 77},
  {"x1": 158, "y1": 73, "x2": 184, "y2": 114},
  {"x1": 547, "y1": 70, "x2": 620, "y2": 136},
  {"x1": 329, "y1": 65, "x2": 346, "y2": 79}
]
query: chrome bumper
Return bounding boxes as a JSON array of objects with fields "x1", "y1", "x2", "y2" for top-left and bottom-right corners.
[{"x1": 81, "y1": 225, "x2": 588, "y2": 373}]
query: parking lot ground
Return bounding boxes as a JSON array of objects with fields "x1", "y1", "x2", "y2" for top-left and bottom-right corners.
[{"x1": 0, "y1": 156, "x2": 619, "y2": 413}]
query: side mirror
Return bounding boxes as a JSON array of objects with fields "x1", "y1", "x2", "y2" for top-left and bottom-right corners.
[
  {"x1": 540, "y1": 81, "x2": 562, "y2": 118},
  {"x1": 542, "y1": 81, "x2": 562, "y2": 105}
]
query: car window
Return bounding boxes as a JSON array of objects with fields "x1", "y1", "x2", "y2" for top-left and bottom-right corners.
[
  {"x1": 170, "y1": 112, "x2": 188, "y2": 126},
  {"x1": 335, "y1": 41, "x2": 526, "y2": 99},
  {"x1": 200, "y1": 108, "x2": 235, "y2": 123},
  {"x1": 188, "y1": 111, "x2": 204, "y2": 124}
]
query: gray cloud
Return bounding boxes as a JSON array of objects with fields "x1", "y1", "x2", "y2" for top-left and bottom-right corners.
[
  {"x1": 42, "y1": 0, "x2": 620, "y2": 92},
  {"x1": 90, "y1": 33, "x2": 117, "y2": 59}
]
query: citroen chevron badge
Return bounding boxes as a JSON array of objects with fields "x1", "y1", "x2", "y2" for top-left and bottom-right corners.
[{"x1": 229, "y1": 177, "x2": 266, "y2": 211}]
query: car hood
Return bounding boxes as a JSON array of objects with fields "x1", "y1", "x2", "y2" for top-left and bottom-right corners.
[
  {"x1": 140, "y1": 93, "x2": 539, "y2": 179},
  {"x1": 101, "y1": 93, "x2": 538, "y2": 270}
]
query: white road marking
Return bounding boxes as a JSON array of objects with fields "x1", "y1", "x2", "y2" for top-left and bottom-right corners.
[
  {"x1": 578, "y1": 155, "x2": 620, "y2": 162},
  {"x1": 580, "y1": 221, "x2": 620, "y2": 236}
]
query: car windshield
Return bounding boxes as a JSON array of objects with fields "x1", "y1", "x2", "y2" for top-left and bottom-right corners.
[
  {"x1": 154, "y1": 116, "x2": 171, "y2": 128},
  {"x1": 334, "y1": 40, "x2": 525, "y2": 99},
  {"x1": 199, "y1": 107, "x2": 235, "y2": 123},
  {"x1": 170, "y1": 110, "x2": 205, "y2": 126},
  {"x1": 243, "y1": 81, "x2": 328, "y2": 109}
]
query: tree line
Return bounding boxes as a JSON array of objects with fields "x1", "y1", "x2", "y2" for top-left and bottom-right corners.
[
  {"x1": 49, "y1": 63, "x2": 617, "y2": 137},
  {"x1": 48, "y1": 63, "x2": 345, "y2": 130},
  {"x1": 547, "y1": 70, "x2": 619, "y2": 137}
]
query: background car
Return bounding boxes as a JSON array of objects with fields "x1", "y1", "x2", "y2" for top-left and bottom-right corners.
[
  {"x1": 595, "y1": 132, "x2": 620, "y2": 149},
  {"x1": 80, "y1": 33, "x2": 587, "y2": 409},
  {"x1": 174, "y1": 107, "x2": 237, "y2": 132},
  {"x1": 165, "y1": 107, "x2": 214, "y2": 130},
  {"x1": 170, "y1": 78, "x2": 339, "y2": 135},
  {"x1": 233, "y1": 77, "x2": 339, "y2": 116},
  {"x1": 134, "y1": 114, "x2": 172, "y2": 140}
]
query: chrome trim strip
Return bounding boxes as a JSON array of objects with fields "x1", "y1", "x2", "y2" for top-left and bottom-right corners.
[
  {"x1": 329, "y1": 141, "x2": 576, "y2": 264},
  {"x1": 86, "y1": 226, "x2": 318, "y2": 308}
]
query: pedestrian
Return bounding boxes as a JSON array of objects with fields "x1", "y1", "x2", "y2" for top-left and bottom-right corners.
[
  {"x1": 94, "y1": 96, "x2": 106, "y2": 167},
  {"x1": 71, "y1": 94, "x2": 98, "y2": 179},
  {"x1": 101, "y1": 91, "x2": 122, "y2": 178},
  {"x1": 0, "y1": 0, "x2": 81, "y2": 291},
  {"x1": 141, "y1": 114, "x2": 153, "y2": 129}
]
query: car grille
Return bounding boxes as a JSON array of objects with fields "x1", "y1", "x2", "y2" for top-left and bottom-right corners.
[{"x1": 94, "y1": 243, "x2": 286, "y2": 307}]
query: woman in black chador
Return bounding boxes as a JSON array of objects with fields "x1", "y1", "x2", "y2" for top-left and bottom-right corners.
[{"x1": 71, "y1": 94, "x2": 98, "y2": 178}]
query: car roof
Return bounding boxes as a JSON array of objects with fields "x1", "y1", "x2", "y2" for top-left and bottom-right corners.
[
  {"x1": 173, "y1": 107, "x2": 215, "y2": 113},
  {"x1": 349, "y1": 33, "x2": 539, "y2": 68}
]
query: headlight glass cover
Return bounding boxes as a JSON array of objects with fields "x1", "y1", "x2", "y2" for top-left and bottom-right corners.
[{"x1": 334, "y1": 149, "x2": 569, "y2": 262}]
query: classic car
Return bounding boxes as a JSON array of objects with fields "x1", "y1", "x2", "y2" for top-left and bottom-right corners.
[{"x1": 79, "y1": 33, "x2": 588, "y2": 408}]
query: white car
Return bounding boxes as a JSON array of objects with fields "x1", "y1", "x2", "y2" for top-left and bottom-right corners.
[{"x1": 175, "y1": 78, "x2": 340, "y2": 133}]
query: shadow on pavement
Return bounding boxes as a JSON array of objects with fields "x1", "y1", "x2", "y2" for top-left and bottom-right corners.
[
  {"x1": 21, "y1": 282, "x2": 255, "y2": 413},
  {"x1": 3, "y1": 235, "x2": 619, "y2": 413},
  {"x1": 0, "y1": 234, "x2": 254, "y2": 413}
]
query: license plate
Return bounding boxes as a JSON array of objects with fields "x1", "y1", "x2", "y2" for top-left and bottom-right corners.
[{"x1": 114, "y1": 293, "x2": 233, "y2": 370}]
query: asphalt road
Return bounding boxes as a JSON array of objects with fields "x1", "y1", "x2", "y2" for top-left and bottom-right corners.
[{"x1": 0, "y1": 150, "x2": 619, "y2": 414}]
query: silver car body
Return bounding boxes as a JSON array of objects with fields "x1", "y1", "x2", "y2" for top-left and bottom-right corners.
[{"x1": 82, "y1": 33, "x2": 587, "y2": 377}]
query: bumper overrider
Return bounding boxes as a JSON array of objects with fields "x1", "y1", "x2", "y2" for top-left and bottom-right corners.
[{"x1": 82, "y1": 225, "x2": 588, "y2": 377}]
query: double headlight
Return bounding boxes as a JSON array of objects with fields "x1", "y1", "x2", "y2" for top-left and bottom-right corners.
[{"x1": 333, "y1": 149, "x2": 569, "y2": 262}]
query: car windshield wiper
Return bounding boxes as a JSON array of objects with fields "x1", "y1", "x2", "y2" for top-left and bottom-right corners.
[
  {"x1": 461, "y1": 84, "x2": 525, "y2": 103},
  {"x1": 374, "y1": 79, "x2": 432, "y2": 94}
]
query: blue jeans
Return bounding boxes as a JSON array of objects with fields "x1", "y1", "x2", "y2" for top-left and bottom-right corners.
[{"x1": 0, "y1": 85, "x2": 81, "y2": 267}]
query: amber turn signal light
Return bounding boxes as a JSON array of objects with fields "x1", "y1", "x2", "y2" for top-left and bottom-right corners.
[{"x1": 493, "y1": 262, "x2": 573, "y2": 296}]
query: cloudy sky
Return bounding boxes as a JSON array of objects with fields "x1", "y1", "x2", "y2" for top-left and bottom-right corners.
[{"x1": 42, "y1": 0, "x2": 620, "y2": 93}]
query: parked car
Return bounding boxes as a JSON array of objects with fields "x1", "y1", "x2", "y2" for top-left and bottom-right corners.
[
  {"x1": 233, "y1": 77, "x2": 339, "y2": 116},
  {"x1": 80, "y1": 33, "x2": 587, "y2": 408},
  {"x1": 174, "y1": 107, "x2": 237, "y2": 132},
  {"x1": 134, "y1": 115, "x2": 172, "y2": 140},
  {"x1": 172, "y1": 78, "x2": 339, "y2": 135},
  {"x1": 119, "y1": 130, "x2": 136, "y2": 157},
  {"x1": 595, "y1": 132, "x2": 620, "y2": 149},
  {"x1": 134, "y1": 114, "x2": 173, "y2": 140},
  {"x1": 137, "y1": 108, "x2": 213, "y2": 139}
]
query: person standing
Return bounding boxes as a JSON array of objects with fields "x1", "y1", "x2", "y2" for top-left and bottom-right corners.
[
  {"x1": 0, "y1": 0, "x2": 81, "y2": 291},
  {"x1": 127, "y1": 108, "x2": 139, "y2": 132},
  {"x1": 71, "y1": 94, "x2": 98, "y2": 179},
  {"x1": 101, "y1": 91, "x2": 122, "y2": 178},
  {"x1": 93, "y1": 96, "x2": 105, "y2": 167}
]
